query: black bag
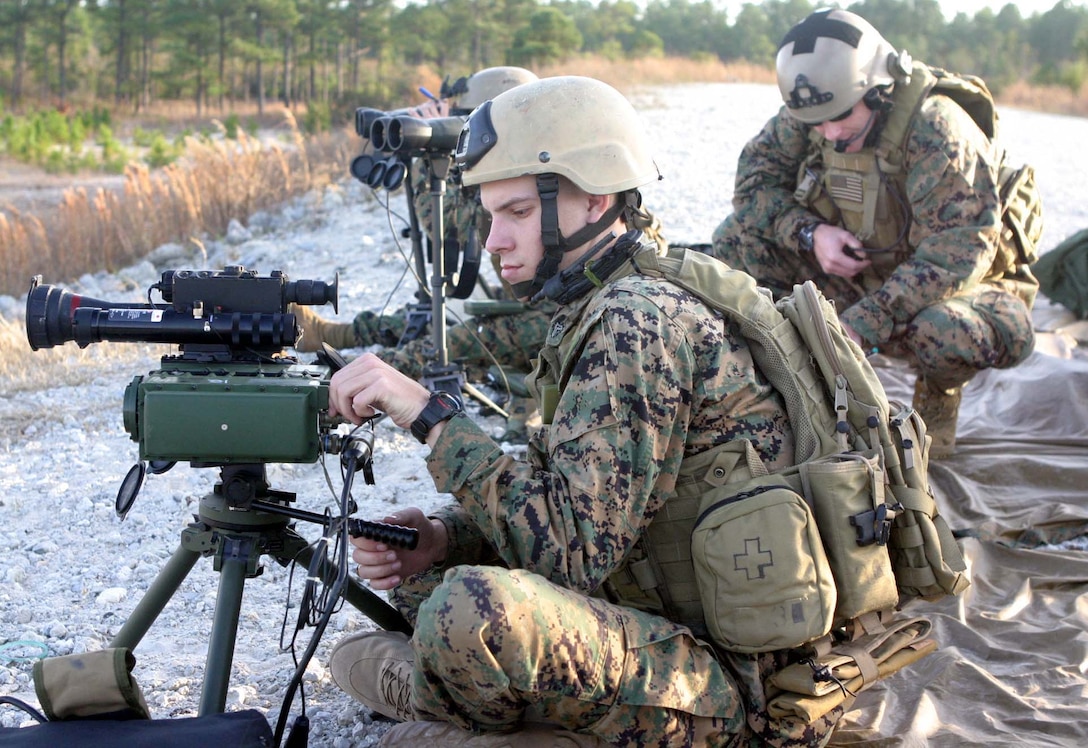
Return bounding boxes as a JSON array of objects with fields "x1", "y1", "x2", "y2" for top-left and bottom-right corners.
[{"x1": 0, "y1": 697, "x2": 274, "y2": 748}]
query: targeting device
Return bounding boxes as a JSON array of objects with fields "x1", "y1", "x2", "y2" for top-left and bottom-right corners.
[{"x1": 26, "y1": 266, "x2": 339, "y2": 465}]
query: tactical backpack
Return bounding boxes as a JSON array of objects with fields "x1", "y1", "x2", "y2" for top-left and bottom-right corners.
[
  {"x1": 922, "y1": 66, "x2": 1045, "y2": 269},
  {"x1": 625, "y1": 247, "x2": 969, "y2": 713}
]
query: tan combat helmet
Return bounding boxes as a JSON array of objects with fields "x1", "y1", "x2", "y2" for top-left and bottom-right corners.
[
  {"x1": 455, "y1": 76, "x2": 661, "y2": 298},
  {"x1": 776, "y1": 8, "x2": 910, "y2": 124},
  {"x1": 453, "y1": 66, "x2": 538, "y2": 113},
  {"x1": 456, "y1": 75, "x2": 660, "y2": 194}
]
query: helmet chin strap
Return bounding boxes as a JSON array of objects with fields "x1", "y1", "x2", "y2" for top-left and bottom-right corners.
[
  {"x1": 833, "y1": 107, "x2": 878, "y2": 153},
  {"x1": 510, "y1": 174, "x2": 631, "y2": 299}
]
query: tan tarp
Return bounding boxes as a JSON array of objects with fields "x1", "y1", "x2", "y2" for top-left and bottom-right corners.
[{"x1": 830, "y1": 300, "x2": 1088, "y2": 747}]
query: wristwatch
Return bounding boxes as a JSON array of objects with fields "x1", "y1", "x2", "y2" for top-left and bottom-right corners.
[
  {"x1": 797, "y1": 221, "x2": 822, "y2": 252},
  {"x1": 410, "y1": 390, "x2": 463, "y2": 443}
]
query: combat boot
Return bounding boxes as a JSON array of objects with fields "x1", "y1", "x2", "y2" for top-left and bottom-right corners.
[
  {"x1": 379, "y1": 720, "x2": 605, "y2": 747},
  {"x1": 329, "y1": 630, "x2": 415, "y2": 722},
  {"x1": 912, "y1": 378, "x2": 963, "y2": 460},
  {"x1": 291, "y1": 303, "x2": 358, "y2": 352}
]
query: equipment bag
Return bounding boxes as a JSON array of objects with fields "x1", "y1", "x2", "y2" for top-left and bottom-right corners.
[
  {"x1": 1032, "y1": 227, "x2": 1088, "y2": 319},
  {"x1": 1, "y1": 648, "x2": 275, "y2": 748},
  {"x1": 0, "y1": 701, "x2": 274, "y2": 748},
  {"x1": 635, "y1": 248, "x2": 970, "y2": 653}
]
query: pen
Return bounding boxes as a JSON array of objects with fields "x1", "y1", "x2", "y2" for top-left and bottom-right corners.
[{"x1": 419, "y1": 87, "x2": 438, "y2": 102}]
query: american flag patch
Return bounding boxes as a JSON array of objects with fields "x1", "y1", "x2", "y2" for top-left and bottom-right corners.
[{"x1": 828, "y1": 173, "x2": 864, "y2": 204}]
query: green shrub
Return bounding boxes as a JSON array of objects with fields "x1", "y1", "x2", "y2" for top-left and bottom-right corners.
[
  {"x1": 224, "y1": 112, "x2": 241, "y2": 139},
  {"x1": 145, "y1": 132, "x2": 181, "y2": 168},
  {"x1": 302, "y1": 101, "x2": 332, "y2": 135}
]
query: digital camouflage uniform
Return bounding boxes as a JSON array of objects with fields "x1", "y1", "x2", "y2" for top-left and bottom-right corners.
[
  {"x1": 385, "y1": 236, "x2": 843, "y2": 746},
  {"x1": 713, "y1": 72, "x2": 1037, "y2": 393}
]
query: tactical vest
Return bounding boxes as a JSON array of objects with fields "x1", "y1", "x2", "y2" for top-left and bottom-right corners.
[
  {"x1": 795, "y1": 62, "x2": 1042, "y2": 300},
  {"x1": 529, "y1": 243, "x2": 968, "y2": 653}
]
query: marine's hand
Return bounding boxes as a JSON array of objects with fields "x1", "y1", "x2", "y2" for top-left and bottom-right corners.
[
  {"x1": 813, "y1": 225, "x2": 871, "y2": 279},
  {"x1": 328, "y1": 352, "x2": 430, "y2": 428},
  {"x1": 351, "y1": 508, "x2": 448, "y2": 590},
  {"x1": 411, "y1": 99, "x2": 449, "y2": 118}
]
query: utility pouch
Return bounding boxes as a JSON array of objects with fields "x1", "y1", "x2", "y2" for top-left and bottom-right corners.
[
  {"x1": 33, "y1": 648, "x2": 151, "y2": 721},
  {"x1": 999, "y1": 163, "x2": 1044, "y2": 265},
  {"x1": 692, "y1": 479, "x2": 836, "y2": 653},
  {"x1": 767, "y1": 616, "x2": 937, "y2": 722},
  {"x1": 885, "y1": 408, "x2": 970, "y2": 600},
  {"x1": 800, "y1": 450, "x2": 900, "y2": 622}
]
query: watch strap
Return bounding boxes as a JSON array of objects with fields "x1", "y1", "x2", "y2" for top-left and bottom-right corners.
[{"x1": 410, "y1": 391, "x2": 463, "y2": 444}]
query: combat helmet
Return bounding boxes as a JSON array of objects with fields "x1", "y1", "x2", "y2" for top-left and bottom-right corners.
[
  {"x1": 450, "y1": 66, "x2": 538, "y2": 115},
  {"x1": 776, "y1": 8, "x2": 910, "y2": 124},
  {"x1": 455, "y1": 76, "x2": 661, "y2": 298}
]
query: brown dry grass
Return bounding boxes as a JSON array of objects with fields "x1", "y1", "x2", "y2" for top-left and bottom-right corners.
[
  {"x1": 0, "y1": 313, "x2": 167, "y2": 393},
  {"x1": 0, "y1": 108, "x2": 353, "y2": 299},
  {"x1": 0, "y1": 107, "x2": 357, "y2": 396},
  {"x1": 998, "y1": 79, "x2": 1088, "y2": 117}
]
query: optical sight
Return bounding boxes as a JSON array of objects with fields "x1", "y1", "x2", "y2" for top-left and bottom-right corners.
[{"x1": 26, "y1": 265, "x2": 338, "y2": 354}]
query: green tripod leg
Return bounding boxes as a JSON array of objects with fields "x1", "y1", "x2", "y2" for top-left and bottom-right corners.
[
  {"x1": 198, "y1": 534, "x2": 255, "y2": 715},
  {"x1": 109, "y1": 542, "x2": 201, "y2": 651}
]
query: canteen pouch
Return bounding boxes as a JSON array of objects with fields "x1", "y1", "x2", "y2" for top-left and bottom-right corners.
[
  {"x1": 800, "y1": 450, "x2": 900, "y2": 622},
  {"x1": 33, "y1": 648, "x2": 151, "y2": 721},
  {"x1": 692, "y1": 481, "x2": 836, "y2": 653}
]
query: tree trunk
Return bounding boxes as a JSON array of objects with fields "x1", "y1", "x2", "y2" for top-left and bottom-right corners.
[
  {"x1": 114, "y1": 0, "x2": 129, "y2": 107},
  {"x1": 282, "y1": 32, "x2": 292, "y2": 108},
  {"x1": 218, "y1": 13, "x2": 227, "y2": 111},
  {"x1": 12, "y1": 16, "x2": 27, "y2": 111},
  {"x1": 256, "y1": 14, "x2": 265, "y2": 117}
]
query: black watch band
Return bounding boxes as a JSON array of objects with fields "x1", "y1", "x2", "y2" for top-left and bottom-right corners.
[
  {"x1": 798, "y1": 221, "x2": 822, "y2": 252},
  {"x1": 410, "y1": 391, "x2": 463, "y2": 444}
]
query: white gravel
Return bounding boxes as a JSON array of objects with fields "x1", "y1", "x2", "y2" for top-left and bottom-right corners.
[{"x1": 1, "y1": 82, "x2": 1086, "y2": 746}]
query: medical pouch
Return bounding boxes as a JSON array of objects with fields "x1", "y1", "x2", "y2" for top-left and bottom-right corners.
[{"x1": 692, "y1": 480, "x2": 836, "y2": 654}]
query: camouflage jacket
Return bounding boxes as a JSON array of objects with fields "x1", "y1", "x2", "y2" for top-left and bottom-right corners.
[
  {"x1": 731, "y1": 70, "x2": 1032, "y2": 346},
  {"x1": 425, "y1": 238, "x2": 794, "y2": 618}
]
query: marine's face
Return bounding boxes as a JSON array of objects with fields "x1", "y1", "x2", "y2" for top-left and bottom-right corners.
[
  {"x1": 479, "y1": 176, "x2": 547, "y2": 294},
  {"x1": 813, "y1": 99, "x2": 875, "y2": 153},
  {"x1": 479, "y1": 175, "x2": 604, "y2": 299}
]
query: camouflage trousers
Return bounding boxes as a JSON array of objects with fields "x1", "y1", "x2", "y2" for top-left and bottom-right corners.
[
  {"x1": 390, "y1": 565, "x2": 842, "y2": 747},
  {"x1": 712, "y1": 218, "x2": 1035, "y2": 390},
  {"x1": 350, "y1": 305, "x2": 552, "y2": 383}
]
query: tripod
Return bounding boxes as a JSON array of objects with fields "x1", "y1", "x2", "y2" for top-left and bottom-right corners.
[
  {"x1": 398, "y1": 151, "x2": 509, "y2": 417},
  {"x1": 108, "y1": 463, "x2": 411, "y2": 717}
]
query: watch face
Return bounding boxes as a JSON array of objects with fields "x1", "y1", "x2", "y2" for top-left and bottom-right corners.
[
  {"x1": 437, "y1": 391, "x2": 462, "y2": 412},
  {"x1": 799, "y1": 224, "x2": 816, "y2": 251}
]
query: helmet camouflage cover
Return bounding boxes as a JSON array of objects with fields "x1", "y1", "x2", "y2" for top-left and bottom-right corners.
[{"x1": 776, "y1": 8, "x2": 899, "y2": 124}]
